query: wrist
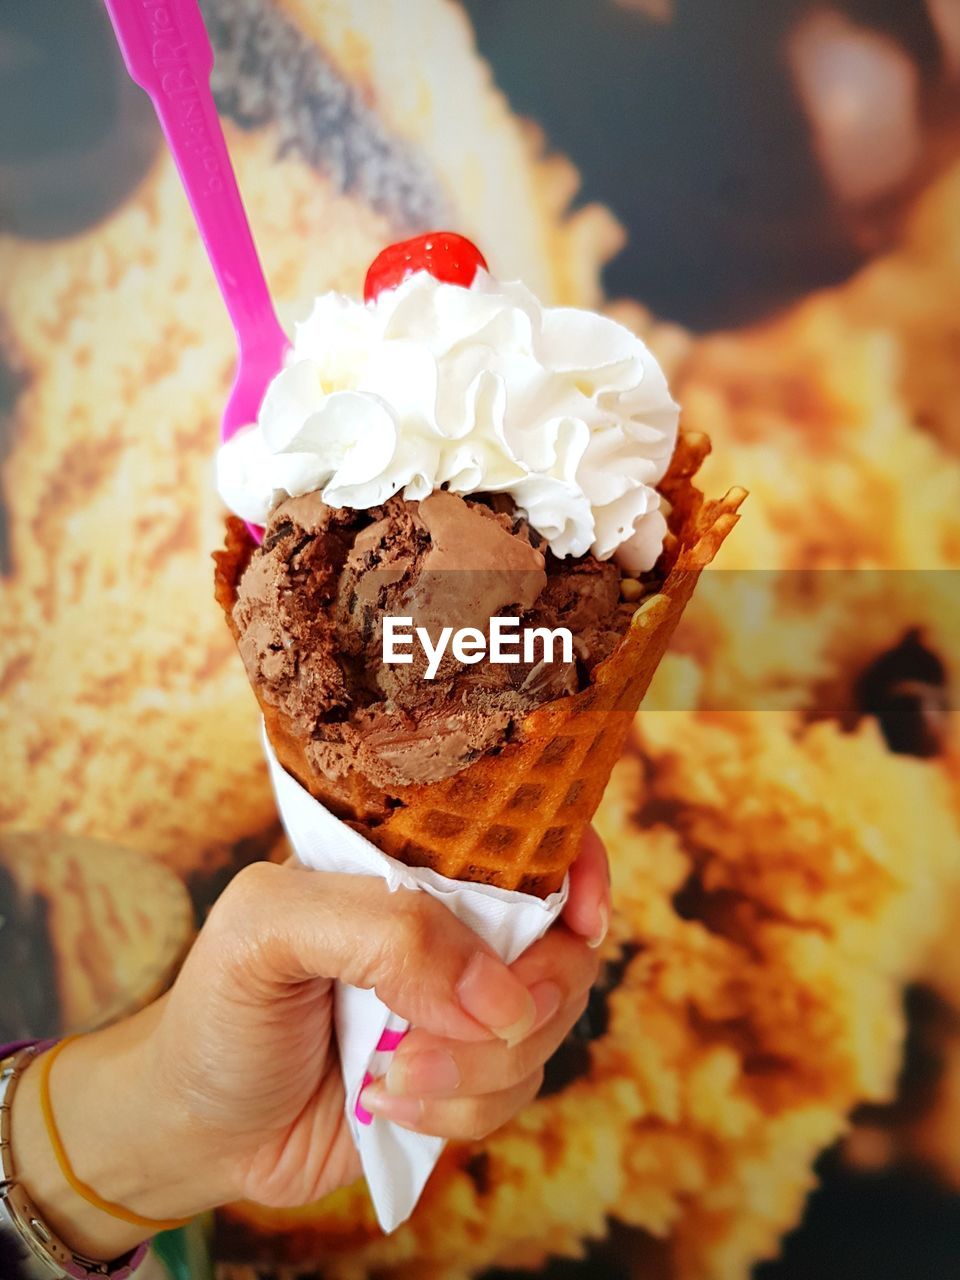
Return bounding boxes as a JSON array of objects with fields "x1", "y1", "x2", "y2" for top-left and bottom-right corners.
[{"x1": 11, "y1": 1008, "x2": 236, "y2": 1262}]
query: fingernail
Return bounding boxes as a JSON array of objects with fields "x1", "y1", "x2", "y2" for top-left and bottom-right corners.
[
  {"x1": 386, "y1": 1049, "x2": 460, "y2": 1096},
  {"x1": 456, "y1": 952, "x2": 538, "y2": 1046},
  {"x1": 587, "y1": 902, "x2": 609, "y2": 950},
  {"x1": 359, "y1": 1082, "x2": 425, "y2": 1126},
  {"x1": 530, "y1": 980, "x2": 564, "y2": 1030}
]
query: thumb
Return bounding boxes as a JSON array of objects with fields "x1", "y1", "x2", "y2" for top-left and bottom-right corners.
[{"x1": 204, "y1": 861, "x2": 538, "y2": 1046}]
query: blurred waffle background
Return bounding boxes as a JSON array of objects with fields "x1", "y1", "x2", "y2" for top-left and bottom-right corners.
[{"x1": 2, "y1": 0, "x2": 960, "y2": 1276}]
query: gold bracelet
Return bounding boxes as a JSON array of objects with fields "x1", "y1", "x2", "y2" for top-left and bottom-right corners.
[{"x1": 38, "y1": 1038, "x2": 191, "y2": 1233}]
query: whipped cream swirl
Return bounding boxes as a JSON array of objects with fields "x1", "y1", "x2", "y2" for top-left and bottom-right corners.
[{"x1": 217, "y1": 271, "x2": 679, "y2": 570}]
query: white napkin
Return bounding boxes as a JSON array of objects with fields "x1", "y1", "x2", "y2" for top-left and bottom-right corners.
[{"x1": 262, "y1": 726, "x2": 569, "y2": 1232}]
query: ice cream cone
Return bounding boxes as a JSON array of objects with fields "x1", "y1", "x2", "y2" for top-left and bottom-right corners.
[{"x1": 216, "y1": 432, "x2": 743, "y2": 897}]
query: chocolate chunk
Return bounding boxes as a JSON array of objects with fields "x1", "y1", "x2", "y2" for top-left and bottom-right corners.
[
  {"x1": 855, "y1": 630, "x2": 951, "y2": 758},
  {"x1": 261, "y1": 520, "x2": 295, "y2": 552},
  {"x1": 539, "y1": 944, "x2": 640, "y2": 1097}
]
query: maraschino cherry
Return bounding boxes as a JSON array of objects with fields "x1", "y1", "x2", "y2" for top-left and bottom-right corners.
[{"x1": 364, "y1": 231, "x2": 488, "y2": 303}]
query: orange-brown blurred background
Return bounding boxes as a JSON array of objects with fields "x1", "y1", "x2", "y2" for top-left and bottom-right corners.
[{"x1": 2, "y1": 1, "x2": 960, "y2": 1277}]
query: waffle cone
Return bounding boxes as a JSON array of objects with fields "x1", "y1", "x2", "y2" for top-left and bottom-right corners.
[{"x1": 215, "y1": 432, "x2": 744, "y2": 897}]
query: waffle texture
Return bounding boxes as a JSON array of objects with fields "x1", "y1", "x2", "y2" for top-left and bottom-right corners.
[{"x1": 215, "y1": 433, "x2": 743, "y2": 896}]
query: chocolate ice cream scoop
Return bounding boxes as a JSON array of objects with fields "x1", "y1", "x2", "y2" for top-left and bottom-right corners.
[{"x1": 232, "y1": 489, "x2": 633, "y2": 792}]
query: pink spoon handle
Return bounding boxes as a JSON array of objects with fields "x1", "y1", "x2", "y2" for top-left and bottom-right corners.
[{"x1": 103, "y1": 0, "x2": 288, "y2": 440}]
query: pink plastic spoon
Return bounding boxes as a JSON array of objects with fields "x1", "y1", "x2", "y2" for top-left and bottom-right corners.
[{"x1": 103, "y1": 0, "x2": 287, "y2": 526}]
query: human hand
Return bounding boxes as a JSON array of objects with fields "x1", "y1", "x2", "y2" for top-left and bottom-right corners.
[{"x1": 13, "y1": 830, "x2": 609, "y2": 1260}]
